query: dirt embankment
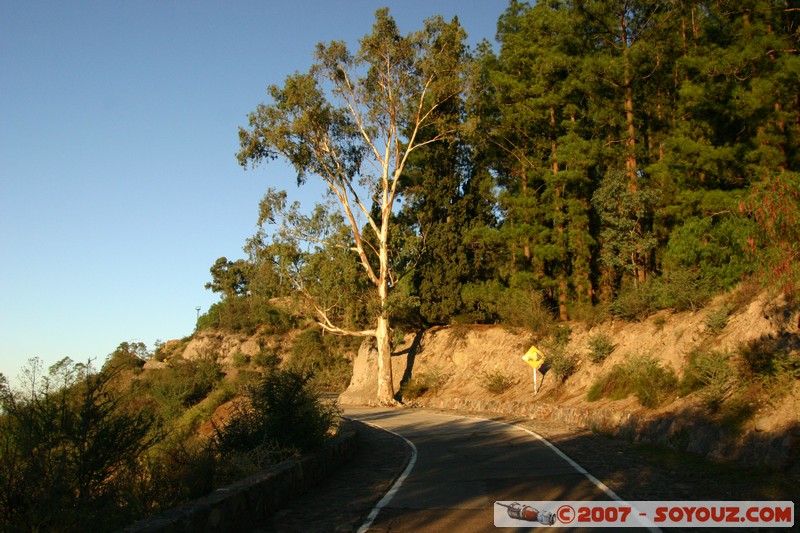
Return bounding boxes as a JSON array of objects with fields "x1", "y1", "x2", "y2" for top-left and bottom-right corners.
[{"x1": 340, "y1": 289, "x2": 800, "y2": 469}]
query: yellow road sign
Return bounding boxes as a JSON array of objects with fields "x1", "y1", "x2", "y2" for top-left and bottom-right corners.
[{"x1": 522, "y1": 345, "x2": 545, "y2": 370}]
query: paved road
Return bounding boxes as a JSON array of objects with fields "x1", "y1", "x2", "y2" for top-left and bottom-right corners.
[{"x1": 344, "y1": 407, "x2": 654, "y2": 533}]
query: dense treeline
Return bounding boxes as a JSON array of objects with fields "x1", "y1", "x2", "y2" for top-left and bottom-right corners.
[
  {"x1": 216, "y1": 0, "x2": 799, "y2": 335},
  {"x1": 466, "y1": 0, "x2": 799, "y2": 322}
]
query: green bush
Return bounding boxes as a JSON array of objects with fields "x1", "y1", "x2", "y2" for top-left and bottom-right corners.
[
  {"x1": 739, "y1": 335, "x2": 800, "y2": 380},
  {"x1": 656, "y1": 268, "x2": 713, "y2": 312},
  {"x1": 231, "y1": 351, "x2": 249, "y2": 367},
  {"x1": 587, "y1": 354, "x2": 678, "y2": 408},
  {"x1": 0, "y1": 358, "x2": 159, "y2": 533},
  {"x1": 664, "y1": 214, "x2": 755, "y2": 292},
  {"x1": 461, "y1": 280, "x2": 553, "y2": 335},
  {"x1": 460, "y1": 280, "x2": 504, "y2": 323},
  {"x1": 253, "y1": 349, "x2": 281, "y2": 371},
  {"x1": 128, "y1": 429, "x2": 216, "y2": 515},
  {"x1": 679, "y1": 349, "x2": 737, "y2": 406},
  {"x1": 705, "y1": 306, "x2": 731, "y2": 334},
  {"x1": 610, "y1": 281, "x2": 659, "y2": 320},
  {"x1": 497, "y1": 286, "x2": 553, "y2": 336},
  {"x1": 196, "y1": 296, "x2": 294, "y2": 334},
  {"x1": 544, "y1": 344, "x2": 579, "y2": 383},
  {"x1": 144, "y1": 354, "x2": 223, "y2": 423},
  {"x1": 287, "y1": 329, "x2": 353, "y2": 392},
  {"x1": 587, "y1": 333, "x2": 615, "y2": 363},
  {"x1": 479, "y1": 370, "x2": 515, "y2": 394},
  {"x1": 212, "y1": 368, "x2": 339, "y2": 457},
  {"x1": 611, "y1": 270, "x2": 714, "y2": 321},
  {"x1": 400, "y1": 367, "x2": 450, "y2": 400}
]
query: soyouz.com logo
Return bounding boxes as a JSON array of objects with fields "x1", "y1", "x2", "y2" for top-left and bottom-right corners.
[{"x1": 494, "y1": 501, "x2": 794, "y2": 528}]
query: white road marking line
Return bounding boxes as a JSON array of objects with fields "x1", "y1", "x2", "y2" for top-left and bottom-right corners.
[
  {"x1": 346, "y1": 417, "x2": 418, "y2": 533},
  {"x1": 350, "y1": 410, "x2": 660, "y2": 532}
]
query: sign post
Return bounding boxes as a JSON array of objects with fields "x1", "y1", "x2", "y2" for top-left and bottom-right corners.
[{"x1": 521, "y1": 345, "x2": 545, "y2": 394}]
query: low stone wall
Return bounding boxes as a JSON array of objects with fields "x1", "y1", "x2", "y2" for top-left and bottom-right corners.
[{"x1": 119, "y1": 424, "x2": 359, "y2": 533}]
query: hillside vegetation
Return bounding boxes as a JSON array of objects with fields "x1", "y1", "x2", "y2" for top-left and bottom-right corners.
[{"x1": 2, "y1": 2, "x2": 799, "y2": 532}]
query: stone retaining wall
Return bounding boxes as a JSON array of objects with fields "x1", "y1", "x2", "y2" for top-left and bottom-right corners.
[{"x1": 118, "y1": 424, "x2": 359, "y2": 533}]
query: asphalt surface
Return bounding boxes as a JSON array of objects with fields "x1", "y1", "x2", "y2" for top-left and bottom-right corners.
[
  {"x1": 259, "y1": 406, "x2": 796, "y2": 532},
  {"x1": 344, "y1": 407, "x2": 654, "y2": 533}
]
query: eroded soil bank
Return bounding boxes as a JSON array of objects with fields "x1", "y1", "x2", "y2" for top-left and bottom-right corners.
[{"x1": 340, "y1": 290, "x2": 799, "y2": 471}]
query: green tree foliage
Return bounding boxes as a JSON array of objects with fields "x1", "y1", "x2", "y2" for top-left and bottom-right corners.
[
  {"x1": 217, "y1": 1, "x2": 797, "y2": 337},
  {"x1": 102, "y1": 340, "x2": 149, "y2": 374},
  {"x1": 663, "y1": 214, "x2": 756, "y2": 290},
  {"x1": 212, "y1": 368, "x2": 339, "y2": 455},
  {"x1": 196, "y1": 295, "x2": 294, "y2": 334},
  {"x1": 205, "y1": 257, "x2": 251, "y2": 299},
  {"x1": 469, "y1": 0, "x2": 798, "y2": 320},
  {"x1": 743, "y1": 171, "x2": 800, "y2": 300},
  {"x1": 0, "y1": 358, "x2": 158, "y2": 533},
  {"x1": 237, "y1": 9, "x2": 470, "y2": 402},
  {"x1": 396, "y1": 18, "x2": 494, "y2": 325}
]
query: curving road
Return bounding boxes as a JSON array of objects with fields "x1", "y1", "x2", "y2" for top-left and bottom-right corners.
[{"x1": 344, "y1": 407, "x2": 656, "y2": 532}]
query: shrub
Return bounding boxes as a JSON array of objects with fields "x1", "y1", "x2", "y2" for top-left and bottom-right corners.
[
  {"x1": 611, "y1": 281, "x2": 659, "y2": 321},
  {"x1": 145, "y1": 354, "x2": 223, "y2": 423},
  {"x1": 213, "y1": 441, "x2": 294, "y2": 487},
  {"x1": 212, "y1": 368, "x2": 339, "y2": 457},
  {"x1": 656, "y1": 268, "x2": 713, "y2": 312},
  {"x1": 679, "y1": 349, "x2": 737, "y2": 406},
  {"x1": 611, "y1": 270, "x2": 714, "y2": 320},
  {"x1": 569, "y1": 301, "x2": 610, "y2": 328},
  {"x1": 479, "y1": 370, "x2": 515, "y2": 395},
  {"x1": 496, "y1": 286, "x2": 553, "y2": 336},
  {"x1": 705, "y1": 306, "x2": 731, "y2": 334},
  {"x1": 253, "y1": 349, "x2": 281, "y2": 371},
  {"x1": 461, "y1": 280, "x2": 553, "y2": 336},
  {"x1": 196, "y1": 296, "x2": 294, "y2": 334},
  {"x1": 533, "y1": 327, "x2": 578, "y2": 383},
  {"x1": 128, "y1": 429, "x2": 216, "y2": 514},
  {"x1": 400, "y1": 367, "x2": 450, "y2": 400},
  {"x1": 0, "y1": 358, "x2": 159, "y2": 533},
  {"x1": 460, "y1": 280, "x2": 504, "y2": 323},
  {"x1": 664, "y1": 214, "x2": 755, "y2": 292},
  {"x1": 739, "y1": 335, "x2": 800, "y2": 380},
  {"x1": 587, "y1": 333, "x2": 615, "y2": 363},
  {"x1": 231, "y1": 351, "x2": 249, "y2": 367},
  {"x1": 551, "y1": 325, "x2": 572, "y2": 347},
  {"x1": 544, "y1": 344, "x2": 579, "y2": 383},
  {"x1": 287, "y1": 329, "x2": 353, "y2": 392},
  {"x1": 587, "y1": 354, "x2": 678, "y2": 408}
]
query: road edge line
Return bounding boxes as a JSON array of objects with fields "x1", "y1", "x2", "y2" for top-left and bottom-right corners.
[
  {"x1": 461, "y1": 414, "x2": 662, "y2": 533},
  {"x1": 343, "y1": 417, "x2": 419, "y2": 533}
]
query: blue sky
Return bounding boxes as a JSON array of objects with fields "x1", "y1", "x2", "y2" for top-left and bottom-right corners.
[{"x1": 0, "y1": 1, "x2": 507, "y2": 384}]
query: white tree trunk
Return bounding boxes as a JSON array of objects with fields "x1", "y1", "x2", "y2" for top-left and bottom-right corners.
[{"x1": 375, "y1": 314, "x2": 394, "y2": 404}]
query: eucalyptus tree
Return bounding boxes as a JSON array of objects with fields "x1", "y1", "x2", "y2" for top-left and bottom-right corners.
[{"x1": 237, "y1": 9, "x2": 469, "y2": 403}]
